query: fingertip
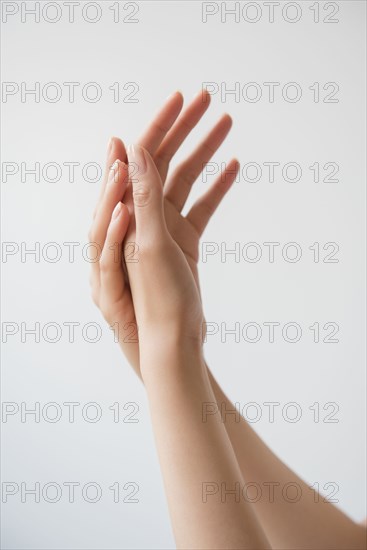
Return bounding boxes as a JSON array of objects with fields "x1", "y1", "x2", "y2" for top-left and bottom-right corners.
[
  {"x1": 111, "y1": 201, "x2": 122, "y2": 220},
  {"x1": 108, "y1": 137, "x2": 127, "y2": 163},
  {"x1": 161, "y1": 91, "x2": 184, "y2": 126},
  {"x1": 140, "y1": 146, "x2": 164, "y2": 185},
  {"x1": 222, "y1": 113, "x2": 233, "y2": 127},
  {"x1": 219, "y1": 158, "x2": 240, "y2": 188},
  {"x1": 127, "y1": 143, "x2": 146, "y2": 177},
  {"x1": 167, "y1": 90, "x2": 183, "y2": 101},
  {"x1": 120, "y1": 202, "x2": 130, "y2": 219},
  {"x1": 109, "y1": 158, "x2": 129, "y2": 183},
  {"x1": 115, "y1": 158, "x2": 129, "y2": 173},
  {"x1": 198, "y1": 88, "x2": 211, "y2": 105},
  {"x1": 128, "y1": 144, "x2": 161, "y2": 184},
  {"x1": 110, "y1": 202, "x2": 130, "y2": 240},
  {"x1": 120, "y1": 203, "x2": 130, "y2": 236},
  {"x1": 112, "y1": 201, "x2": 129, "y2": 221},
  {"x1": 230, "y1": 157, "x2": 240, "y2": 170},
  {"x1": 109, "y1": 136, "x2": 124, "y2": 148},
  {"x1": 170, "y1": 90, "x2": 184, "y2": 107}
]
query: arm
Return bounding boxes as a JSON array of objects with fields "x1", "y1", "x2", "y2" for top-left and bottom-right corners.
[
  {"x1": 142, "y1": 344, "x2": 270, "y2": 549},
  {"x1": 89, "y1": 91, "x2": 366, "y2": 549},
  {"x1": 100, "y1": 143, "x2": 270, "y2": 549},
  {"x1": 207, "y1": 370, "x2": 367, "y2": 550}
]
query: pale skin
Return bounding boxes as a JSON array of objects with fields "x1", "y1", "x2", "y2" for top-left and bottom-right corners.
[{"x1": 89, "y1": 91, "x2": 367, "y2": 550}]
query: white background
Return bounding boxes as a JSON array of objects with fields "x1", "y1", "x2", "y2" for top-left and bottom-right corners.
[{"x1": 1, "y1": 1, "x2": 366, "y2": 548}]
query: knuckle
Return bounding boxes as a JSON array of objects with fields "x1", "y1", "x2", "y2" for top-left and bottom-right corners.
[
  {"x1": 132, "y1": 241, "x2": 148, "y2": 259},
  {"x1": 176, "y1": 166, "x2": 195, "y2": 189},
  {"x1": 153, "y1": 120, "x2": 170, "y2": 135},
  {"x1": 155, "y1": 150, "x2": 171, "y2": 169},
  {"x1": 138, "y1": 237, "x2": 167, "y2": 260},
  {"x1": 200, "y1": 201, "x2": 214, "y2": 218},
  {"x1": 155, "y1": 149, "x2": 170, "y2": 163},
  {"x1": 124, "y1": 241, "x2": 140, "y2": 263},
  {"x1": 133, "y1": 185, "x2": 151, "y2": 208},
  {"x1": 99, "y1": 255, "x2": 109, "y2": 273},
  {"x1": 88, "y1": 227, "x2": 97, "y2": 243},
  {"x1": 133, "y1": 241, "x2": 152, "y2": 261}
]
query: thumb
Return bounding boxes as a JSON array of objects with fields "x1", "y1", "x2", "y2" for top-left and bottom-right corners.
[{"x1": 127, "y1": 144, "x2": 166, "y2": 237}]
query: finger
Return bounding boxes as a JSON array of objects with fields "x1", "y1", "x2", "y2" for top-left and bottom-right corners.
[
  {"x1": 100, "y1": 202, "x2": 130, "y2": 302},
  {"x1": 154, "y1": 89, "x2": 212, "y2": 183},
  {"x1": 89, "y1": 159, "x2": 129, "y2": 293},
  {"x1": 186, "y1": 158, "x2": 239, "y2": 236},
  {"x1": 137, "y1": 91, "x2": 184, "y2": 154},
  {"x1": 164, "y1": 113, "x2": 233, "y2": 212},
  {"x1": 127, "y1": 144, "x2": 166, "y2": 238},
  {"x1": 93, "y1": 137, "x2": 127, "y2": 219},
  {"x1": 91, "y1": 159, "x2": 129, "y2": 247}
]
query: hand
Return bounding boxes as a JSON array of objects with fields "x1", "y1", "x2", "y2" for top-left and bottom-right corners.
[
  {"x1": 88, "y1": 91, "x2": 239, "y2": 373},
  {"x1": 124, "y1": 144, "x2": 205, "y2": 355}
]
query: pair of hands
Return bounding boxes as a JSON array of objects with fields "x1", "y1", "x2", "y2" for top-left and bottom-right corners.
[{"x1": 88, "y1": 90, "x2": 239, "y2": 379}]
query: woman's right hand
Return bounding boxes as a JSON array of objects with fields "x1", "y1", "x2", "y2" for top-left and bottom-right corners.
[{"x1": 88, "y1": 90, "x2": 239, "y2": 375}]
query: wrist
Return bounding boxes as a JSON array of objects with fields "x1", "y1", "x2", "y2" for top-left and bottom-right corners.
[
  {"x1": 138, "y1": 331, "x2": 205, "y2": 386},
  {"x1": 138, "y1": 323, "x2": 203, "y2": 354}
]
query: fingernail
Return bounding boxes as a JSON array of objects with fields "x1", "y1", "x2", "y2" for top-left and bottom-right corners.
[
  {"x1": 128, "y1": 144, "x2": 147, "y2": 176},
  {"x1": 109, "y1": 160, "x2": 119, "y2": 184},
  {"x1": 112, "y1": 202, "x2": 122, "y2": 220},
  {"x1": 107, "y1": 137, "x2": 114, "y2": 153}
]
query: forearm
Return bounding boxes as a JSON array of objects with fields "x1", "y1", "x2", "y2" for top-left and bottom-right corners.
[
  {"x1": 207, "y1": 369, "x2": 366, "y2": 550},
  {"x1": 121, "y1": 340, "x2": 364, "y2": 550},
  {"x1": 141, "y1": 342, "x2": 270, "y2": 550}
]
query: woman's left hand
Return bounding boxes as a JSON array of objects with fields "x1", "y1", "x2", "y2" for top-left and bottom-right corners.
[{"x1": 101, "y1": 143, "x2": 205, "y2": 377}]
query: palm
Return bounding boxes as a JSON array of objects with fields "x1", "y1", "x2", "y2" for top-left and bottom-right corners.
[{"x1": 164, "y1": 198, "x2": 200, "y2": 284}]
